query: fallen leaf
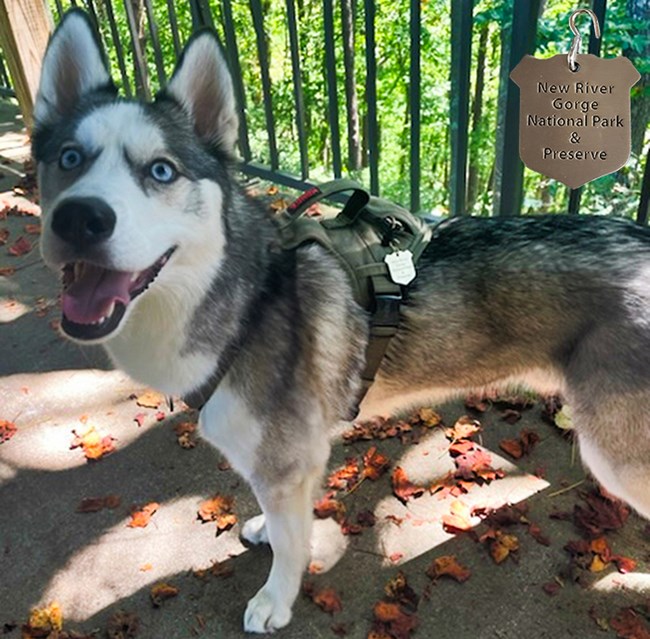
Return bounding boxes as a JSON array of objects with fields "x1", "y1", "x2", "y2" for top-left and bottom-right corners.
[
  {"x1": 128, "y1": 502, "x2": 159, "y2": 528},
  {"x1": 613, "y1": 555, "x2": 637, "y2": 574},
  {"x1": 489, "y1": 532, "x2": 520, "y2": 564},
  {"x1": 499, "y1": 438, "x2": 523, "y2": 459},
  {"x1": 197, "y1": 494, "x2": 237, "y2": 534},
  {"x1": 372, "y1": 600, "x2": 419, "y2": 639},
  {"x1": 22, "y1": 602, "x2": 63, "y2": 638},
  {"x1": 574, "y1": 488, "x2": 630, "y2": 538},
  {"x1": 328, "y1": 457, "x2": 361, "y2": 491},
  {"x1": 465, "y1": 393, "x2": 491, "y2": 412},
  {"x1": 24, "y1": 223, "x2": 41, "y2": 235},
  {"x1": 193, "y1": 559, "x2": 234, "y2": 580},
  {"x1": 313, "y1": 494, "x2": 346, "y2": 522},
  {"x1": 527, "y1": 522, "x2": 551, "y2": 546},
  {"x1": 384, "y1": 571, "x2": 419, "y2": 612},
  {"x1": 140, "y1": 563, "x2": 153, "y2": 572},
  {"x1": 77, "y1": 495, "x2": 121, "y2": 513},
  {"x1": 391, "y1": 466, "x2": 425, "y2": 504},
  {"x1": 0, "y1": 420, "x2": 17, "y2": 443},
  {"x1": 303, "y1": 583, "x2": 343, "y2": 614},
  {"x1": 441, "y1": 500, "x2": 473, "y2": 534},
  {"x1": 363, "y1": 446, "x2": 391, "y2": 480},
  {"x1": 0, "y1": 228, "x2": 8, "y2": 244},
  {"x1": 174, "y1": 421, "x2": 197, "y2": 449},
  {"x1": 415, "y1": 407, "x2": 442, "y2": 428},
  {"x1": 542, "y1": 581, "x2": 562, "y2": 596},
  {"x1": 426, "y1": 555, "x2": 472, "y2": 583},
  {"x1": 70, "y1": 426, "x2": 116, "y2": 461},
  {"x1": 150, "y1": 583, "x2": 179, "y2": 607},
  {"x1": 0, "y1": 266, "x2": 15, "y2": 277},
  {"x1": 610, "y1": 607, "x2": 650, "y2": 639},
  {"x1": 133, "y1": 413, "x2": 146, "y2": 427},
  {"x1": 135, "y1": 390, "x2": 164, "y2": 408},
  {"x1": 106, "y1": 610, "x2": 140, "y2": 638},
  {"x1": 554, "y1": 404, "x2": 574, "y2": 431},
  {"x1": 445, "y1": 415, "x2": 480, "y2": 440},
  {"x1": 7, "y1": 235, "x2": 32, "y2": 256},
  {"x1": 357, "y1": 509, "x2": 377, "y2": 528},
  {"x1": 500, "y1": 408, "x2": 522, "y2": 424}
]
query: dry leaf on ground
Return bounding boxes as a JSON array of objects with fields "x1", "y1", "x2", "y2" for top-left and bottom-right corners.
[
  {"x1": 0, "y1": 420, "x2": 17, "y2": 443},
  {"x1": 77, "y1": 495, "x2": 121, "y2": 513},
  {"x1": 135, "y1": 390, "x2": 164, "y2": 408},
  {"x1": 7, "y1": 235, "x2": 32, "y2": 256},
  {"x1": 426, "y1": 555, "x2": 472, "y2": 583},
  {"x1": 197, "y1": 494, "x2": 237, "y2": 534},
  {"x1": 106, "y1": 610, "x2": 140, "y2": 639},
  {"x1": 128, "y1": 502, "x2": 159, "y2": 528},
  {"x1": 303, "y1": 582, "x2": 343, "y2": 614},
  {"x1": 70, "y1": 426, "x2": 116, "y2": 461},
  {"x1": 22, "y1": 602, "x2": 63, "y2": 637},
  {"x1": 391, "y1": 466, "x2": 425, "y2": 504},
  {"x1": 150, "y1": 583, "x2": 179, "y2": 607}
]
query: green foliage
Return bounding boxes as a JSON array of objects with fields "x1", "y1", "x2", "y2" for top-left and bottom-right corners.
[{"x1": 48, "y1": 0, "x2": 648, "y2": 218}]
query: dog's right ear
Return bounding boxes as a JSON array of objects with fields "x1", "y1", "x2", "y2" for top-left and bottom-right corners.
[{"x1": 34, "y1": 9, "x2": 114, "y2": 126}]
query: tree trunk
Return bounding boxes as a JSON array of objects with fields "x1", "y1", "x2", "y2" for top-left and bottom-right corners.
[
  {"x1": 341, "y1": 0, "x2": 361, "y2": 171},
  {"x1": 626, "y1": 0, "x2": 650, "y2": 156},
  {"x1": 466, "y1": 22, "x2": 489, "y2": 212}
]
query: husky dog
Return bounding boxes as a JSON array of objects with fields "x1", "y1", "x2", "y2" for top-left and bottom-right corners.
[{"x1": 35, "y1": 9, "x2": 650, "y2": 633}]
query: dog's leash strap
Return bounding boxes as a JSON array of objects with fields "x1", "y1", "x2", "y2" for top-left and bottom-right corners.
[{"x1": 284, "y1": 179, "x2": 370, "y2": 224}]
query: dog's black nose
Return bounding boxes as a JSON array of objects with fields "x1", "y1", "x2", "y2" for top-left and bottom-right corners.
[{"x1": 51, "y1": 197, "x2": 116, "y2": 249}]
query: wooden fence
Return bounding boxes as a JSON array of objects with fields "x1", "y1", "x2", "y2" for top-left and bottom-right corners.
[{"x1": 0, "y1": 0, "x2": 648, "y2": 222}]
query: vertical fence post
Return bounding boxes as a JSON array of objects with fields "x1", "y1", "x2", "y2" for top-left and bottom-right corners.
[
  {"x1": 323, "y1": 0, "x2": 342, "y2": 178},
  {"x1": 364, "y1": 0, "x2": 379, "y2": 195},
  {"x1": 0, "y1": 0, "x2": 53, "y2": 130},
  {"x1": 449, "y1": 0, "x2": 473, "y2": 217},
  {"x1": 493, "y1": 0, "x2": 541, "y2": 216},
  {"x1": 409, "y1": 0, "x2": 421, "y2": 212},
  {"x1": 568, "y1": 0, "x2": 606, "y2": 215},
  {"x1": 637, "y1": 148, "x2": 650, "y2": 225}
]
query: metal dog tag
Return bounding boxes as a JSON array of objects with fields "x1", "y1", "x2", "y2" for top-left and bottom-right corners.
[
  {"x1": 510, "y1": 10, "x2": 640, "y2": 189},
  {"x1": 385, "y1": 250, "x2": 416, "y2": 286}
]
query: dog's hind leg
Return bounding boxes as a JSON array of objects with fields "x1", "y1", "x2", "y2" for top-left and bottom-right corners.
[{"x1": 243, "y1": 464, "x2": 322, "y2": 633}]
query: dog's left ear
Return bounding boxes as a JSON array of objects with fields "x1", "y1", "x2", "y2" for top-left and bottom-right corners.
[{"x1": 164, "y1": 33, "x2": 239, "y2": 155}]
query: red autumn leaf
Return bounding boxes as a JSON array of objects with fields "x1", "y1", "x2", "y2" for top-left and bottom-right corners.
[
  {"x1": 0, "y1": 266, "x2": 15, "y2": 277},
  {"x1": 391, "y1": 466, "x2": 425, "y2": 504},
  {"x1": 363, "y1": 446, "x2": 391, "y2": 480},
  {"x1": 0, "y1": 420, "x2": 17, "y2": 443},
  {"x1": 128, "y1": 502, "x2": 159, "y2": 528},
  {"x1": 327, "y1": 457, "x2": 361, "y2": 491},
  {"x1": 155, "y1": 411, "x2": 166, "y2": 421},
  {"x1": 499, "y1": 438, "x2": 523, "y2": 459},
  {"x1": 372, "y1": 601, "x2": 419, "y2": 639},
  {"x1": 197, "y1": 494, "x2": 237, "y2": 534},
  {"x1": 455, "y1": 448, "x2": 503, "y2": 483},
  {"x1": 313, "y1": 494, "x2": 346, "y2": 521},
  {"x1": 24, "y1": 223, "x2": 41, "y2": 235},
  {"x1": 426, "y1": 555, "x2": 472, "y2": 583},
  {"x1": 612, "y1": 555, "x2": 637, "y2": 574},
  {"x1": 150, "y1": 582, "x2": 179, "y2": 607},
  {"x1": 574, "y1": 488, "x2": 630, "y2": 538},
  {"x1": 304, "y1": 584, "x2": 343, "y2": 614},
  {"x1": 610, "y1": 608, "x2": 650, "y2": 639},
  {"x1": 448, "y1": 439, "x2": 475, "y2": 456},
  {"x1": 7, "y1": 235, "x2": 32, "y2": 256},
  {"x1": 77, "y1": 495, "x2": 121, "y2": 513},
  {"x1": 134, "y1": 412, "x2": 146, "y2": 427}
]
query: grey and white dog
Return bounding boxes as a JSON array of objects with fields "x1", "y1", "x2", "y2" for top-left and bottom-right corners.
[{"x1": 35, "y1": 9, "x2": 650, "y2": 633}]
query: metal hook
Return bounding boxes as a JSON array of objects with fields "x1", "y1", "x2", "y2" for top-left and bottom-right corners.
[{"x1": 567, "y1": 8, "x2": 601, "y2": 71}]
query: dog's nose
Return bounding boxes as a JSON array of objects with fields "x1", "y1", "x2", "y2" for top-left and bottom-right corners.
[{"x1": 51, "y1": 197, "x2": 116, "y2": 249}]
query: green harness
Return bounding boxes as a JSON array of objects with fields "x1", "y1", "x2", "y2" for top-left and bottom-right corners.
[
  {"x1": 183, "y1": 179, "x2": 432, "y2": 411},
  {"x1": 277, "y1": 179, "x2": 432, "y2": 405}
]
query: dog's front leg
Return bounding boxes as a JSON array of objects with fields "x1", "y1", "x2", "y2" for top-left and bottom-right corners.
[{"x1": 243, "y1": 471, "x2": 317, "y2": 633}]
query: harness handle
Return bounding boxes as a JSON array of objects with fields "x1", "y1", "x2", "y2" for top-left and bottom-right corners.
[{"x1": 285, "y1": 179, "x2": 370, "y2": 226}]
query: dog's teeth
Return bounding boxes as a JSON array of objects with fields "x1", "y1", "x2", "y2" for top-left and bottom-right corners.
[
  {"x1": 130, "y1": 272, "x2": 139, "y2": 283},
  {"x1": 106, "y1": 302, "x2": 115, "y2": 318}
]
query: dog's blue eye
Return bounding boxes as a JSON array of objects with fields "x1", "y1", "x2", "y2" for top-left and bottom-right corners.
[
  {"x1": 59, "y1": 148, "x2": 83, "y2": 170},
  {"x1": 150, "y1": 160, "x2": 177, "y2": 183}
]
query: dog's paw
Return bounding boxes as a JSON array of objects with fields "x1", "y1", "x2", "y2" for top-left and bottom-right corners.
[
  {"x1": 241, "y1": 514, "x2": 269, "y2": 545},
  {"x1": 243, "y1": 586, "x2": 292, "y2": 633}
]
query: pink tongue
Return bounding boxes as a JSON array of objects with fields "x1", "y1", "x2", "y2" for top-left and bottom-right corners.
[{"x1": 62, "y1": 264, "x2": 134, "y2": 324}]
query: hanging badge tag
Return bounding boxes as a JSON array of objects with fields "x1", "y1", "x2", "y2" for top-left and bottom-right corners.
[
  {"x1": 510, "y1": 9, "x2": 640, "y2": 189},
  {"x1": 385, "y1": 250, "x2": 416, "y2": 286}
]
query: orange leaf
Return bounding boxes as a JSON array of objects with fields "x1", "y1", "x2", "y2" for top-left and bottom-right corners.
[
  {"x1": 426, "y1": 555, "x2": 472, "y2": 583},
  {"x1": 327, "y1": 457, "x2": 361, "y2": 491},
  {"x1": 197, "y1": 494, "x2": 237, "y2": 534},
  {"x1": 489, "y1": 532, "x2": 520, "y2": 564},
  {"x1": 150, "y1": 582, "x2": 179, "y2": 607},
  {"x1": 499, "y1": 438, "x2": 523, "y2": 459},
  {"x1": 70, "y1": 426, "x2": 116, "y2": 460},
  {"x1": 0, "y1": 420, "x2": 17, "y2": 443},
  {"x1": 23, "y1": 602, "x2": 63, "y2": 637},
  {"x1": 310, "y1": 586, "x2": 343, "y2": 614},
  {"x1": 391, "y1": 466, "x2": 424, "y2": 504},
  {"x1": 442, "y1": 500, "x2": 473, "y2": 534},
  {"x1": 313, "y1": 494, "x2": 346, "y2": 522},
  {"x1": 363, "y1": 446, "x2": 391, "y2": 480},
  {"x1": 128, "y1": 502, "x2": 159, "y2": 528},
  {"x1": 135, "y1": 390, "x2": 164, "y2": 408},
  {"x1": 445, "y1": 415, "x2": 481, "y2": 440}
]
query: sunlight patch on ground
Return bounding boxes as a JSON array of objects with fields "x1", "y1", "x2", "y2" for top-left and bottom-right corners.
[
  {"x1": 310, "y1": 517, "x2": 349, "y2": 574},
  {"x1": 372, "y1": 429, "x2": 549, "y2": 566},
  {"x1": 42, "y1": 495, "x2": 248, "y2": 622},
  {"x1": 0, "y1": 369, "x2": 161, "y2": 473},
  {"x1": 0, "y1": 296, "x2": 30, "y2": 322},
  {"x1": 592, "y1": 572, "x2": 650, "y2": 594}
]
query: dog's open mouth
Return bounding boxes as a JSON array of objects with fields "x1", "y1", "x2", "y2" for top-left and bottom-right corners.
[{"x1": 60, "y1": 247, "x2": 176, "y2": 340}]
